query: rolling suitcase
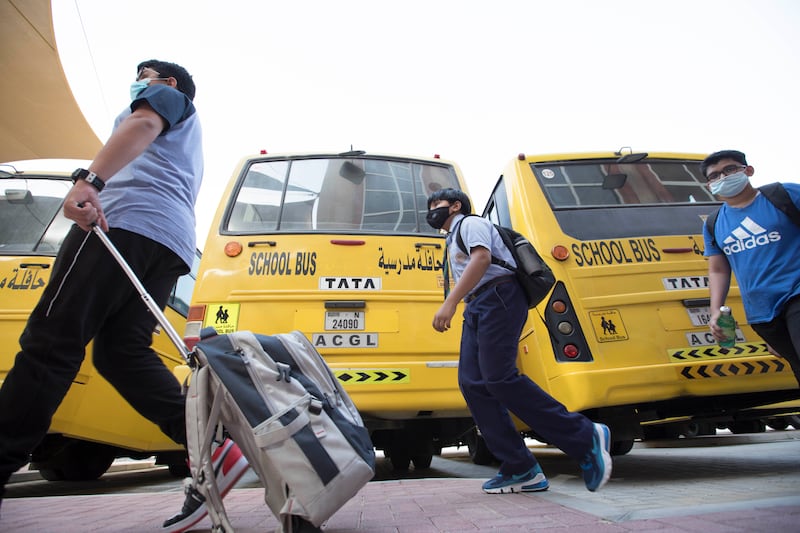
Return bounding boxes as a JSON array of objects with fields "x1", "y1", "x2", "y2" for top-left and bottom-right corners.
[{"x1": 92, "y1": 226, "x2": 375, "y2": 532}]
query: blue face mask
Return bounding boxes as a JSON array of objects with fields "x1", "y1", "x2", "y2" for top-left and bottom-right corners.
[
  {"x1": 130, "y1": 77, "x2": 168, "y2": 100},
  {"x1": 709, "y1": 171, "x2": 749, "y2": 197},
  {"x1": 130, "y1": 80, "x2": 150, "y2": 100}
]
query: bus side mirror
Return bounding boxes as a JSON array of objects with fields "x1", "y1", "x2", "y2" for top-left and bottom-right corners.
[
  {"x1": 5, "y1": 189, "x2": 33, "y2": 204},
  {"x1": 339, "y1": 161, "x2": 366, "y2": 184}
]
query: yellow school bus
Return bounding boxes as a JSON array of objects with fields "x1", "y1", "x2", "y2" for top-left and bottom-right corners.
[
  {"x1": 482, "y1": 150, "x2": 800, "y2": 454},
  {"x1": 186, "y1": 151, "x2": 475, "y2": 469}
]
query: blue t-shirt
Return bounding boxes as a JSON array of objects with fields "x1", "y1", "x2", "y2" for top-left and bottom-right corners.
[
  {"x1": 100, "y1": 84, "x2": 204, "y2": 267},
  {"x1": 702, "y1": 183, "x2": 800, "y2": 323},
  {"x1": 446, "y1": 214, "x2": 517, "y2": 299}
]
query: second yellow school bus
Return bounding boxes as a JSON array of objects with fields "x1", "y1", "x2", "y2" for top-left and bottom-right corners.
[
  {"x1": 185, "y1": 151, "x2": 477, "y2": 469},
  {"x1": 483, "y1": 150, "x2": 800, "y2": 453}
]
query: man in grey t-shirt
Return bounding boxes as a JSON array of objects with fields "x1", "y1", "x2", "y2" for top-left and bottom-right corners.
[{"x1": 0, "y1": 60, "x2": 246, "y2": 531}]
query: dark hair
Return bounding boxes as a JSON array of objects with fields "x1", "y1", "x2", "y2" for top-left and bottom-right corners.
[
  {"x1": 700, "y1": 150, "x2": 747, "y2": 179},
  {"x1": 137, "y1": 59, "x2": 196, "y2": 100},
  {"x1": 427, "y1": 188, "x2": 472, "y2": 215}
]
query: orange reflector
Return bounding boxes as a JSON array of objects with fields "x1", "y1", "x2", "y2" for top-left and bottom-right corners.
[
  {"x1": 187, "y1": 305, "x2": 206, "y2": 322},
  {"x1": 225, "y1": 241, "x2": 243, "y2": 257},
  {"x1": 551, "y1": 300, "x2": 567, "y2": 313},
  {"x1": 551, "y1": 245, "x2": 569, "y2": 261}
]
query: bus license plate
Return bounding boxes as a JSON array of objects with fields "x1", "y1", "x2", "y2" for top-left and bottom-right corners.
[
  {"x1": 325, "y1": 311, "x2": 364, "y2": 331},
  {"x1": 687, "y1": 307, "x2": 712, "y2": 327}
]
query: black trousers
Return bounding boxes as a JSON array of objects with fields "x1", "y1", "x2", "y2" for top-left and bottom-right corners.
[
  {"x1": 0, "y1": 226, "x2": 189, "y2": 478},
  {"x1": 751, "y1": 295, "x2": 800, "y2": 387}
]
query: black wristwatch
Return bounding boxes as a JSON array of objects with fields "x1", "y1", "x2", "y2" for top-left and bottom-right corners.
[{"x1": 71, "y1": 168, "x2": 105, "y2": 192}]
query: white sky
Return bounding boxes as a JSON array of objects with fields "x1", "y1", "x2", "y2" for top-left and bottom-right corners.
[{"x1": 51, "y1": 0, "x2": 800, "y2": 246}]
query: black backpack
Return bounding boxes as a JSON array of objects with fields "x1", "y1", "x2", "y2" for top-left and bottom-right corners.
[
  {"x1": 455, "y1": 215, "x2": 556, "y2": 308},
  {"x1": 705, "y1": 183, "x2": 800, "y2": 249}
]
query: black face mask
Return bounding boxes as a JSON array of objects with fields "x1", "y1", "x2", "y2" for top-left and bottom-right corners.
[{"x1": 426, "y1": 205, "x2": 451, "y2": 230}]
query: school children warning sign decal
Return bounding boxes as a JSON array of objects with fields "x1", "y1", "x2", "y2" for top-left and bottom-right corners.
[
  {"x1": 589, "y1": 309, "x2": 628, "y2": 342},
  {"x1": 203, "y1": 303, "x2": 240, "y2": 334}
]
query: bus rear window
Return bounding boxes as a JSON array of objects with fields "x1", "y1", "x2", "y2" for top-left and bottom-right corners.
[
  {"x1": 225, "y1": 157, "x2": 460, "y2": 234},
  {"x1": 534, "y1": 160, "x2": 716, "y2": 208}
]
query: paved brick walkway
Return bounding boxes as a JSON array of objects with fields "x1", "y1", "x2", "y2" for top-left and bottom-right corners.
[{"x1": 3, "y1": 478, "x2": 799, "y2": 532}]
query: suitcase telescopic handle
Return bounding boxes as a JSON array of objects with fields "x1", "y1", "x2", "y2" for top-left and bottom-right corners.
[{"x1": 90, "y1": 225, "x2": 192, "y2": 362}]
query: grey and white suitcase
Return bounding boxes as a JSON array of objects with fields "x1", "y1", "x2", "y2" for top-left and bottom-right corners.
[
  {"x1": 91, "y1": 226, "x2": 375, "y2": 533},
  {"x1": 186, "y1": 330, "x2": 375, "y2": 532}
]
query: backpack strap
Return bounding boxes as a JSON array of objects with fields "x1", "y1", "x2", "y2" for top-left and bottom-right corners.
[
  {"x1": 705, "y1": 207, "x2": 721, "y2": 250},
  {"x1": 454, "y1": 214, "x2": 515, "y2": 273},
  {"x1": 453, "y1": 214, "x2": 477, "y2": 256},
  {"x1": 759, "y1": 182, "x2": 800, "y2": 228}
]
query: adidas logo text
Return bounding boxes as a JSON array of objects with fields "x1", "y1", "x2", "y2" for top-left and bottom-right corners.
[{"x1": 722, "y1": 217, "x2": 781, "y2": 254}]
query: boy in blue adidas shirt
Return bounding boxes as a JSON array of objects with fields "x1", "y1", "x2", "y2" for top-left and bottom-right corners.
[{"x1": 701, "y1": 149, "x2": 800, "y2": 386}]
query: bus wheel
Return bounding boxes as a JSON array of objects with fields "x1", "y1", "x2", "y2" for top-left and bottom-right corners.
[
  {"x1": 37, "y1": 441, "x2": 116, "y2": 481},
  {"x1": 410, "y1": 438, "x2": 435, "y2": 470},
  {"x1": 466, "y1": 427, "x2": 496, "y2": 465},
  {"x1": 642, "y1": 425, "x2": 668, "y2": 440},
  {"x1": 412, "y1": 453, "x2": 433, "y2": 469},
  {"x1": 168, "y1": 462, "x2": 191, "y2": 478},
  {"x1": 610, "y1": 439, "x2": 634, "y2": 456},
  {"x1": 385, "y1": 443, "x2": 411, "y2": 471},
  {"x1": 728, "y1": 419, "x2": 766, "y2": 434},
  {"x1": 766, "y1": 417, "x2": 789, "y2": 431},
  {"x1": 679, "y1": 422, "x2": 716, "y2": 437},
  {"x1": 38, "y1": 467, "x2": 65, "y2": 481}
]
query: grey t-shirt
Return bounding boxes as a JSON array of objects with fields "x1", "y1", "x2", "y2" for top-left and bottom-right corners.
[
  {"x1": 446, "y1": 214, "x2": 517, "y2": 297},
  {"x1": 101, "y1": 84, "x2": 203, "y2": 267}
]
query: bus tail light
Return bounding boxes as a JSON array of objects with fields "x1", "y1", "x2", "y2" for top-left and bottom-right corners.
[
  {"x1": 543, "y1": 282, "x2": 593, "y2": 363},
  {"x1": 184, "y1": 305, "x2": 206, "y2": 350},
  {"x1": 563, "y1": 344, "x2": 580, "y2": 358}
]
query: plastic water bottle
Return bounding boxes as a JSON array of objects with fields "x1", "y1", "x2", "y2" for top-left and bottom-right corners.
[{"x1": 717, "y1": 306, "x2": 736, "y2": 348}]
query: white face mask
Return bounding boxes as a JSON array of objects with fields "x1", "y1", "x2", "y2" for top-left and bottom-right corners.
[{"x1": 710, "y1": 171, "x2": 749, "y2": 197}]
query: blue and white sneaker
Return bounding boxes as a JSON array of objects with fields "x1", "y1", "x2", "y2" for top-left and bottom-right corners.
[
  {"x1": 482, "y1": 463, "x2": 549, "y2": 494},
  {"x1": 580, "y1": 423, "x2": 612, "y2": 492}
]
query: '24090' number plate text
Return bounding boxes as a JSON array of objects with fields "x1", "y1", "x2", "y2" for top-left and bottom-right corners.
[{"x1": 325, "y1": 311, "x2": 364, "y2": 330}]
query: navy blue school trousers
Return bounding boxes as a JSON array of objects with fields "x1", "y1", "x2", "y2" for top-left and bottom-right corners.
[{"x1": 458, "y1": 279, "x2": 594, "y2": 475}]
